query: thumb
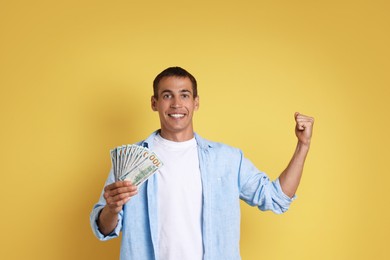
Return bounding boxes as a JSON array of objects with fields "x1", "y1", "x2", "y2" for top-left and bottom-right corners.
[{"x1": 294, "y1": 112, "x2": 300, "y2": 119}]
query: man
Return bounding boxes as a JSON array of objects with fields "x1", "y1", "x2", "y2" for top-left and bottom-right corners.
[{"x1": 90, "y1": 67, "x2": 314, "y2": 260}]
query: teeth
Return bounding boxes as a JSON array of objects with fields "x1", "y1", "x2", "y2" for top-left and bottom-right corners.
[{"x1": 169, "y1": 114, "x2": 184, "y2": 118}]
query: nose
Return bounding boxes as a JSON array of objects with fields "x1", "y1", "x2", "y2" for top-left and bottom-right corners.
[{"x1": 170, "y1": 96, "x2": 182, "y2": 108}]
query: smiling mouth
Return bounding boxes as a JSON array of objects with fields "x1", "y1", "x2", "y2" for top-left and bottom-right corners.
[{"x1": 168, "y1": 113, "x2": 185, "y2": 118}]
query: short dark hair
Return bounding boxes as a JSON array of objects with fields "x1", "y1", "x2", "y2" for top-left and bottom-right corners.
[{"x1": 153, "y1": 67, "x2": 198, "y2": 98}]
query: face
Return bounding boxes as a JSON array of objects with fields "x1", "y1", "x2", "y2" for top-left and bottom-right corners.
[{"x1": 151, "y1": 76, "x2": 199, "y2": 141}]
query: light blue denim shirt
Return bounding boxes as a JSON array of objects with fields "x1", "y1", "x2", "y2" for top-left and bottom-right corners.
[{"x1": 90, "y1": 131, "x2": 295, "y2": 260}]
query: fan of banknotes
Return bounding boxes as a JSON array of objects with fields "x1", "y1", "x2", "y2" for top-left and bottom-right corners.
[{"x1": 110, "y1": 144, "x2": 163, "y2": 186}]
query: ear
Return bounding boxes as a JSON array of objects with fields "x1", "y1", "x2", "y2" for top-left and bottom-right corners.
[
  {"x1": 194, "y1": 96, "x2": 200, "y2": 111},
  {"x1": 151, "y1": 96, "x2": 157, "y2": 111}
]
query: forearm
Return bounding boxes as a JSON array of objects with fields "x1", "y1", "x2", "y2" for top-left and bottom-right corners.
[
  {"x1": 279, "y1": 141, "x2": 310, "y2": 198},
  {"x1": 97, "y1": 206, "x2": 120, "y2": 236}
]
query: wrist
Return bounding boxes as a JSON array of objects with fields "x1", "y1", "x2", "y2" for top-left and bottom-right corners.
[
  {"x1": 297, "y1": 140, "x2": 311, "y2": 152},
  {"x1": 106, "y1": 205, "x2": 121, "y2": 216},
  {"x1": 97, "y1": 206, "x2": 120, "y2": 235}
]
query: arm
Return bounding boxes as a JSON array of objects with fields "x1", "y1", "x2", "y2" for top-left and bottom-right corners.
[
  {"x1": 279, "y1": 112, "x2": 314, "y2": 198},
  {"x1": 97, "y1": 181, "x2": 138, "y2": 236}
]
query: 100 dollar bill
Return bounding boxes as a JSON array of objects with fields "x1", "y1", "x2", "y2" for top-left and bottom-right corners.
[{"x1": 118, "y1": 148, "x2": 163, "y2": 186}]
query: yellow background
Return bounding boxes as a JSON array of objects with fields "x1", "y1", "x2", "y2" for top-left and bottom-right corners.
[{"x1": 1, "y1": 0, "x2": 389, "y2": 259}]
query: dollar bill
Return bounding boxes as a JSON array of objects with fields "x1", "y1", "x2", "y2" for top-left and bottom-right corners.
[{"x1": 110, "y1": 144, "x2": 163, "y2": 186}]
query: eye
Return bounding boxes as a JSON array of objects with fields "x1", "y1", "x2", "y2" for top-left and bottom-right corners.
[
  {"x1": 162, "y1": 94, "x2": 172, "y2": 99},
  {"x1": 181, "y1": 93, "x2": 190, "y2": 99}
]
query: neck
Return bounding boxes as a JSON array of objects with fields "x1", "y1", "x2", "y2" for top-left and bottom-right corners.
[{"x1": 159, "y1": 129, "x2": 195, "y2": 142}]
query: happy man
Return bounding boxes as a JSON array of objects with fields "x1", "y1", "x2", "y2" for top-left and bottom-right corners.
[{"x1": 90, "y1": 66, "x2": 314, "y2": 260}]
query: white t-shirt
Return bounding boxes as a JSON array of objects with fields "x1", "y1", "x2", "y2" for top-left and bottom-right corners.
[{"x1": 153, "y1": 134, "x2": 203, "y2": 260}]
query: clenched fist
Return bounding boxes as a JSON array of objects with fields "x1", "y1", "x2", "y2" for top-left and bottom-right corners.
[{"x1": 294, "y1": 112, "x2": 314, "y2": 146}]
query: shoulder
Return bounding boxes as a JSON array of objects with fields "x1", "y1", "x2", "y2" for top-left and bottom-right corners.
[
  {"x1": 195, "y1": 133, "x2": 242, "y2": 156},
  {"x1": 134, "y1": 131, "x2": 159, "y2": 148}
]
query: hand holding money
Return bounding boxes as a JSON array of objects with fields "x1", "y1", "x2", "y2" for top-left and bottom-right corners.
[
  {"x1": 98, "y1": 181, "x2": 138, "y2": 236},
  {"x1": 103, "y1": 181, "x2": 138, "y2": 214},
  {"x1": 101, "y1": 144, "x2": 164, "y2": 214}
]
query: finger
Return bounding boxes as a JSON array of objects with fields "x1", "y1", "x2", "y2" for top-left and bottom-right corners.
[
  {"x1": 296, "y1": 122, "x2": 313, "y2": 135},
  {"x1": 296, "y1": 117, "x2": 314, "y2": 123},
  {"x1": 106, "y1": 190, "x2": 138, "y2": 205},
  {"x1": 295, "y1": 115, "x2": 314, "y2": 129},
  {"x1": 296, "y1": 120, "x2": 314, "y2": 130},
  {"x1": 104, "y1": 180, "x2": 132, "y2": 192},
  {"x1": 296, "y1": 124, "x2": 305, "y2": 131},
  {"x1": 296, "y1": 120, "x2": 314, "y2": 128},
  {"x1": 104, "y1": 185, "x2": 138, "y2": 199},
  {"x1": 108, "y1": 184, "x2": 137, "y2": 196},
  {"x1": 297, "y1": 121, "x2": 314, "y2": 130},
  {"x1": 295, "y1": 112, "x2": 314, "y2": 122},
  {"x1": 107, "y1": 197, "x2": 129, "y2": 209},
  {"x1": 294, "y1": 112, "x2": 300, "y2": 119}
]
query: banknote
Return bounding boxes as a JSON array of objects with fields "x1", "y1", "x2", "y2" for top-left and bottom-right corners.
[{"x1": 110, "y1": 144, "x2": 163, "y2": 186}]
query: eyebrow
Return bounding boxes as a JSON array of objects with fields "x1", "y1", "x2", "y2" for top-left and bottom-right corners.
[{"x1": 160, "y1": 89, "x2": 193, "y2": 95}]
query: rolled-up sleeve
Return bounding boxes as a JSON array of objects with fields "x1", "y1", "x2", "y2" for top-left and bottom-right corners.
[
  {"x1": 238, "y1": 155, "x2": 296, "y2": 214},
  {"x1": 90, "y1": 168, "x2": 123, "y2": 240}
]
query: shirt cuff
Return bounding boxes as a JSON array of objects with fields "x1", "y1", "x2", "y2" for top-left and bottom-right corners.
[
  {"x1": 90, "y1": 206, "x2": 122, "y2": 241},
  {"x1": 272, "y1": 178, "x2": 297, "y2": 213}
]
